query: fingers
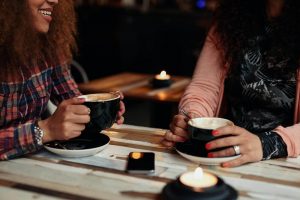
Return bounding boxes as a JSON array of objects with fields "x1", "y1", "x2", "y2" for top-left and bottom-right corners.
[
  {"x1": 69, "y1": 114, "x2": 90, "y2": 124},
  {"x1": 116, "y1": 116, "x2": 124, "y2": 125},
  {"x1": 72, "y1": 105, "x2": 91, "y2": 115},
  {"x1": 206, "y1": 136, "x2": 239, "y2": 151},
  {"x1": 171, "y1": 115, "x2": 188, "y2": 131},
  {"x1": 213, "y1": 125, "x2": 242, "y2": 137},
  {"x1": 161, "y1": 139, "x2": 175, "y2": 147},
  {"x1": 118, "y1": 101, "x2": 125, "y2": 116},
  {"x1": 222, "y1": 156, "x2": 248, "y2": 168},
  {"x1": 208, "y1": 146, "x2": 236, "y2": 158},
  {"x1": 164, "y1": 130, "x2": 186, "y2": 142}
]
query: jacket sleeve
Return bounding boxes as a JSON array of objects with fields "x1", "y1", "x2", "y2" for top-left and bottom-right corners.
[
  {"x1": 50, "y1": 64, "x2": 82, "y2": 105},
  {"x1": 274, "y1": 124, "x2": 300, "y2": 157},
  {"x1": 179, "y1": 29, "x2": 227, "y2": 117},
  {"x1": 0, "y1": 121, "x2": 41, "y2": 160}
]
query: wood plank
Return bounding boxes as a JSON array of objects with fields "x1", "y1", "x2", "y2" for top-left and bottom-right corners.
[
  {"x1": 0, "y1": 185, "x2": 65, "y2": 200},
  {"x1": 0, "y1": 159, "x2": 165, "y2": 200}
]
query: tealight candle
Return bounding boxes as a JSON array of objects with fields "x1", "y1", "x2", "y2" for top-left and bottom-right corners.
[
  {"x1": 155, "y1": 70, "x2": 171, "y2": 80},
  {"x1": 161, "y1": 167, "x2": 238, "y2": 200},
  {"x1": 179, "y1": 167, "x2": 218, "y2": 190},
  {"x1": 151, "y1": 70, "x2": 172, "y2": 88}
]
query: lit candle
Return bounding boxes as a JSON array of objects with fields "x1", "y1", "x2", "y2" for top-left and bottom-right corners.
[
  {"x1": 179, "y1": 167, "x2": 218, "y2": 191},
  {"x1": 151, "y1": 70, "x2": 172, "y2": 88},
  {"x1": 155, "y1": 70, "x2": 171, "y2": 80}
]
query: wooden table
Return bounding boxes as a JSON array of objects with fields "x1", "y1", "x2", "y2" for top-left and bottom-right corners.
[
  {"x1": 1, "y1": 124, "x2": 300, "y2": 200},
  {"x1": 78, "y1": 72, "x2": 191, "y2": 103}
]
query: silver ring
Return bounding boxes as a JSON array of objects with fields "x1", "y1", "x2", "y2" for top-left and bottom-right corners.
[{"x1": 233, "y1": 145, "x2": 241, "y2": 155}]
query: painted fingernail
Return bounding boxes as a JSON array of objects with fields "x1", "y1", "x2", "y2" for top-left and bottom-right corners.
[
  {"x1": 78, "y1": 98, "x2": 85, "y2": 102},
  {"x1": 205, "y1": 143, "x2": 211, "y2": 150},
  {"x1": 222, "y1": 163, "x2": 229, "y2": 168},
  {"x1": 212, "y1": 130, "x2": 219, "y2": 136},
  {"x1": 208, "y1": 153, "x2": 214, "y2": 158}
]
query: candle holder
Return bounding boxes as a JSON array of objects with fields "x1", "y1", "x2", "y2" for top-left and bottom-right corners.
[
  {"x1": 150, "y1": 71, "x2": 172, "y2": 88},
  {"x1": 161, "y1": 176, "x2": 238, "y2": 200},
  {"x1": 150, "y1": 77, "x2": 172, "y2": 88}
]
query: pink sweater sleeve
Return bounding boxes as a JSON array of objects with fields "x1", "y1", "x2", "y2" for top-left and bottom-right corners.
[
  {"x1": 179, "y1": 30, "x2": 227, "y2": 117},
  {"x1": 274, "y1": 125, "x2": 300, "y2": 157}
]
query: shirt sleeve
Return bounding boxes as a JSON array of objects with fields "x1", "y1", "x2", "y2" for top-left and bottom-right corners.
[
  {"x1": 273, "y1": 124, "x2": 300, "y2": 157},
  {"x1": 179, "y1": 28, "x2": 228, "y2": 117},
  {"x1": 257, "y1": 131, "x2": 288, "y2": 160},
  {"x1": 0, "y1": 121, "x2": 41, "y2": 160},
  {"x1": 50, "y1": 64, "x2": 82, "y2": 105}
]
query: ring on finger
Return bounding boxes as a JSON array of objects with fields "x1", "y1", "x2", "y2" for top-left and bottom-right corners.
[{"x1": 233, "y1": 145, "x2": 241, "y2": 155}]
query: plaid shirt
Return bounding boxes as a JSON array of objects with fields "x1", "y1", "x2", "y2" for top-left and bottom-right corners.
[{"x1": 0, "y1": 64, "x2": 81, "y2": 160}]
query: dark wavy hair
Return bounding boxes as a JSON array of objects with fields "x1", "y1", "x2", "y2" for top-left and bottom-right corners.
[
  {"x1": 0, "y1": 0, "x2": 77, "y2": 79},
  {"x1": 213, "y1": 0, "x2": 300, "y2": 68}
]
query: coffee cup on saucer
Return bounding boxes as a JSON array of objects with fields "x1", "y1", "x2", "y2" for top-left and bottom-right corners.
[{"x1": 176, "y1": 117, "x2": 234, "y2": 157}]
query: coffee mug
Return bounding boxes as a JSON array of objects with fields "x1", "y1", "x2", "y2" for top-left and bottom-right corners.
[
  {"x1": 177, "y1": 117, "x2": 233, "y2": 157},
  {"x1": 78, "y1": 93, "x2": 120, "y2": 134}
]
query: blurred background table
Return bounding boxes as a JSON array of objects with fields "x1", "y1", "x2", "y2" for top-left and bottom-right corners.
[
  {"x1": 78, "y1": 72, "x2": 191, "y2": 128},
  {"x1": 1, "y1": 124, "x2": 300, "y2": 200}
]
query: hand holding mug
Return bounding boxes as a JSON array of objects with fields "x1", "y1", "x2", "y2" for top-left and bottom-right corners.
[
  {"x1": 205, "y1": 125, "x2": 263, "y2": 167},
  {"x1": 161, "y1": 110, "x2": 198, "y2": 147},
  {"x1": 39, "y1": 97, "x2": 90, "y2": 143}
]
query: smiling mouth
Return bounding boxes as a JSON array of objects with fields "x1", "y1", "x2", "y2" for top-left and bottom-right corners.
[{"x1": 38, "y1": 9, "x2": 52, "y2": 17}]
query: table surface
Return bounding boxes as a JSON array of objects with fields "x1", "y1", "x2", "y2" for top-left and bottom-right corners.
[
  {"x1": 78, "y1": 72, "x2": 191, "y2": 103},
  {"x1": 1, "y1": 124, "x2": 300, "y2": 200}
]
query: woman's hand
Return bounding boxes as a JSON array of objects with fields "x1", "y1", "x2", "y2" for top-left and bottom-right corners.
[
  {"x1": 205, "y1": 125, "x2": 263, "y2": 167},
  {"x1": 161, "y1": 111, "x2": 197, "y2": 147},
  {"x1": 115, "y1": 92, "x2": 125, "y2": 125},
  {"x1": 39, "y1": 97, "x2": 90, "y2": 143}
]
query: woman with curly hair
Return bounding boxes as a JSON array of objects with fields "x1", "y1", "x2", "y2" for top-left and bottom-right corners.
[
  {"x1": 0, "y1": 0, "x2": 125, "y2": 160},
  {"x1": 162, "y1": 0, "x2": 300, "y2": 167}
]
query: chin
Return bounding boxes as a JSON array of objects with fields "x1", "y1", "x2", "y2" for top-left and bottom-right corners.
[{"x1": 36, "y1": 25, "x2": 50, "y2": 34}]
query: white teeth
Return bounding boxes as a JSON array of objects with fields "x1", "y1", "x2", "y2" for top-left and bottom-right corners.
[{"x1": 38, "y1": 10, "x2": 52, "y2": 16}]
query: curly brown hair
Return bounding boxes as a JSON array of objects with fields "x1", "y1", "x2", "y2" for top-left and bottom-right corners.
[
  {"x1": 0, "y1": 0, "x2": 77, "y2": 77},
  {"x1": 213, "y1": 0, "x2": 300, "y2": 68}
]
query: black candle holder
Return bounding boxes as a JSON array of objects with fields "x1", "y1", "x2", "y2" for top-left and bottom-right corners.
[
  {"x1": 161, "y1": 176, "x2": 238, "y2": 200},
  {"x1": 150, "y1": 78, "x2": 172, "y2": 88}
]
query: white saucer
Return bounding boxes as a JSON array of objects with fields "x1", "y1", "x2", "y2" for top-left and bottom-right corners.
[
  {"x1": 44, "y1": 134, "x2": 110, "y2": 158},
  {"x1": 175, "y1": 148, "x2": 240, "y2": 165}
]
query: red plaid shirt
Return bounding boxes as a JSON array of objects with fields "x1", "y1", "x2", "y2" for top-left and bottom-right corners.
[{"x1": 0, "y1": 64, "x2": 81, "y2": 160}]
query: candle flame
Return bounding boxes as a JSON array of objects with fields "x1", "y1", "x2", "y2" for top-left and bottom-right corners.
[
  {"x1": 160, "y1": 70, "x2": 167, "y2": 77},
  {"x1": 194, "y1": 167, "x2": 203, "y2": 179}
]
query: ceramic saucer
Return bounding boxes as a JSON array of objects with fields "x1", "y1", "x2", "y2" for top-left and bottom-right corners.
[
  {"x1": 175, "y1": 143, "x2": 240, "y2": 165},
  {"x1": 44, "y1": 134, "x2": 110, "y2": 158}
]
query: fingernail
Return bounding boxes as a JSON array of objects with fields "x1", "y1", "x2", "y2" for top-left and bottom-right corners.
[
  {"x1": 78, "y1": 98, "x2": 85, "y2": 102},
  {"x1": 212, "y1": 130, "x2": 219, "y2": 136},
  {"x1": 208, "y1": 153, "x2": 214, "y2": 158},
  {"x1": 222, "y1": 163, "x2": 229, "y2": 168},
  {"x1": 87, "y1": 108, "x2": 91, "y2": 114},
  {"x1": 205, "y1": 143, "x2": 211, "y2": 150}
]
